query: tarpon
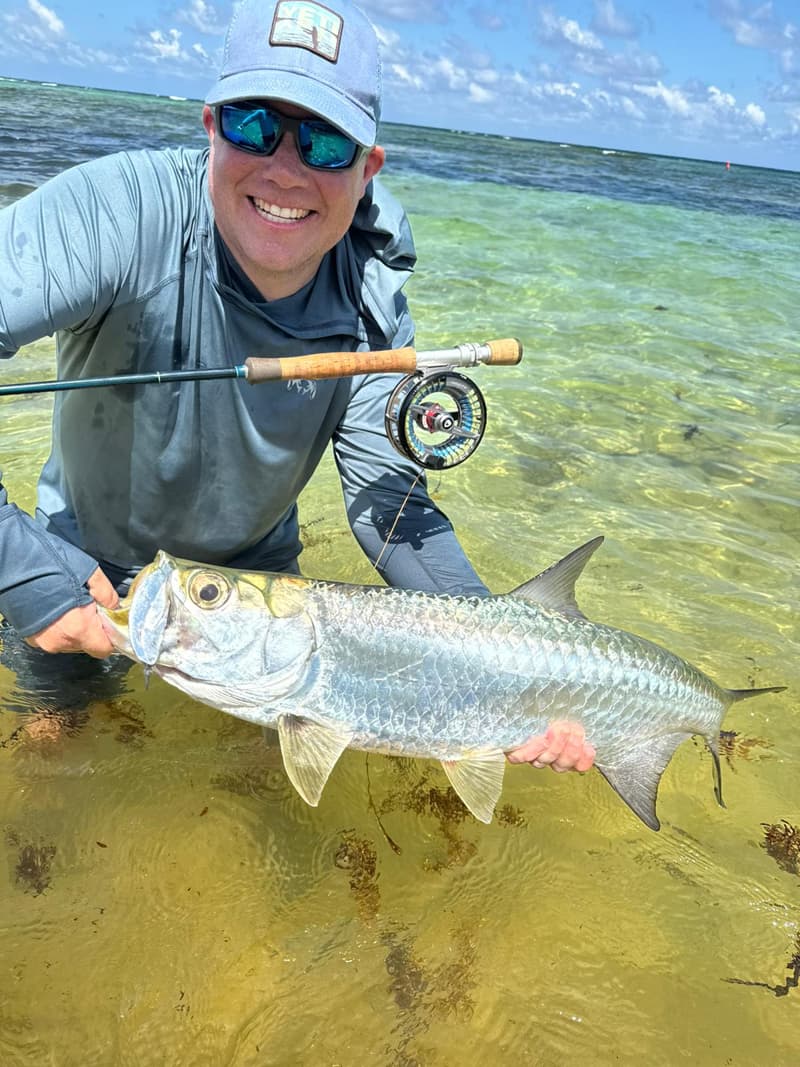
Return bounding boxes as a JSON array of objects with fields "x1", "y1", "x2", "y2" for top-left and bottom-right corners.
[{"x1": 100, "y1": 538, "x2": 784, "y2": 829}]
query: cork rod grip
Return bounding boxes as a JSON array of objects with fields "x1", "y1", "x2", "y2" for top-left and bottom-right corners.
[
  {"x1": 244, "y1": 347, "x2": 419, "y2": 383},
  {"x1": 482, "y1": 338, "x2": 523, "y2": 365}
]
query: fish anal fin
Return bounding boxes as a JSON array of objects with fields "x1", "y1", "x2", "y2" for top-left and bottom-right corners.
[
  {"x1": 508, "y1": 536, "x2": 603, "y2": 619},
  {"x1": 595, "y1": 731, "x2": 692, "y2": 832},
  {"x1": 441, "y1": 753, "x2": 506, "y2": 824},
  {"x1": 277, "y1": 714, "x2": 353, "y2": 807}
]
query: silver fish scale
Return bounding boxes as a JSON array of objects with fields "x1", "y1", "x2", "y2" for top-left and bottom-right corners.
[{"x1": 299, "y1": 583, "x2": 727, "y2": 760}]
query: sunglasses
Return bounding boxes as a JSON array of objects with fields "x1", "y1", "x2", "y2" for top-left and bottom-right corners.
[{"x1": 216, "y1": 102, "x2": 363, "y2": 171}]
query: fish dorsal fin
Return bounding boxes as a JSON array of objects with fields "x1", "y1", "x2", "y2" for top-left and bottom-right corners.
[
  {"x1": 509, "y1": 536, "x2": 604, "y2": 619},
  {"x1": 277, "y1": 714, "x2": 354, "y2": 807},
  {"x1": 595, "y1": 731, "x2": 692, "y2": 831},
  {"x1": 440, "y1": 753, "x2": 506, "y2": 824}
]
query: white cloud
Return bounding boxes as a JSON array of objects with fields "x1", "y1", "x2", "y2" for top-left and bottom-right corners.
[
  {"x1": 591, "y1": 0, "x2": 638, "y2": 39},
  {"x1": 744, "y1": 101, "x2": 767, "y2": 125},
  {"x1": 541, "y1": 81, "x2": 581, "y2": 98},
  {"x1": 468, "y1": 81, "x2": 494, "y2": 103},
  {"x1": 708, "y1": 84, "x2": 737, "y2": 109},
  {"x1": 390, "y1": 62, "x2": 423, "y2": 91},
  {"x1": 469, "y1": 6, "x2": 506, "y2": 32},
  {"x1": 176, "y1": 0, "x2": 226, "y2": 37},
  {"x1": 632, "y1": 81, "x2": 692, "y2": 116},
  {"x1": 539, "y1": 8, "x2": 604, "y2": 51},
  {"x1": 27, "y1": 0, "x2": 64, "y2": 37},
  {"x1": 362, "y1": 0, "x2": 451, "y2": 23},
  {"x1": 620, "y1": 95, "x2": 646, "y2": 119},
  {"x1": 709, "y1": 0, "x2": 799, "y2": 80},
  {"x1": 144, "y1": 28, "x2": 185, "y2": 62},
  {"x1": 432, "y1": 56, "x2": 468, "y2": 91},
  {"x1": 375, "y1": 25, "x2": 402, "y2": 51}
]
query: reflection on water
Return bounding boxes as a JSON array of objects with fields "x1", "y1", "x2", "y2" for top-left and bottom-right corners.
[{"x1": 2, "y1": 170, "x2": 799, "y2": 1064}]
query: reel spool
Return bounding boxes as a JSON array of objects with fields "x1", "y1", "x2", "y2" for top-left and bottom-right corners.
[{"x1": 384, "y1": 370, "x2": 487, "y2": 470}]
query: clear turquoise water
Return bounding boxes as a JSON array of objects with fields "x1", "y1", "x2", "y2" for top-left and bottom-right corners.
[{"x1": 1, "y1": 79, "x2": 798, "y2": 1065}]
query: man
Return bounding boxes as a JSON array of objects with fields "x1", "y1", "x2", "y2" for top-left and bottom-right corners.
[{"x1": 0, "y1": 0, "x2": 593, "y2": 774}]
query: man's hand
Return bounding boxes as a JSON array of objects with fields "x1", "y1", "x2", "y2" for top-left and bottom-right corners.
[
  {"x1": 25, "y1": 567, "x2": 120, "y2": 658},
  {"x1": 506, "y1": 720, "x2": 596, "y2": 773}
]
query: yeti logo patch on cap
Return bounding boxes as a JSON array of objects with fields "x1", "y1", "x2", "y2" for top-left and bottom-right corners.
[{"x1": 270, "y1": 1, "x2": 343, "y2": 63}]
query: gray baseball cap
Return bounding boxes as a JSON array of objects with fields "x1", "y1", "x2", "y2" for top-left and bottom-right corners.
[{"x1": 206, "y1": 0, "x2": 382, "y2": 147}]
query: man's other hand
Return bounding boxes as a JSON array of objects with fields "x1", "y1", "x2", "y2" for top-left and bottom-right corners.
[
  {"x1": 507, "y1": 720, "x2": 596, "y2": 773},
  {"x1": 26, "y1": 567, "x2": 120, "y2": 658}
]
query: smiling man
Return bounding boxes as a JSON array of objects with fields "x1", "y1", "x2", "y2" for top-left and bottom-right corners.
[{"x1": 0, "y1": 0, "x2": 594, "y2": 775}]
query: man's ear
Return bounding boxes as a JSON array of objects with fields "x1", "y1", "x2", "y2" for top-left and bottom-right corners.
[
  {"x1": 361, "y1": 145, "x2": 385, "y2": 188},
  {"x1": 202, "y1": 105, "x2": 215, "y2": 141}
]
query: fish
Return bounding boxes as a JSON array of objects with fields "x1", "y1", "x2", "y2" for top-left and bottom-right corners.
[{"x1": 100, "y1": 537, "x2": 785, "y2": 830}]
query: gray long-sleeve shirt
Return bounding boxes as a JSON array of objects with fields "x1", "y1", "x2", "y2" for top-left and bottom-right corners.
[{"x1": 0, "y1": 147, "x2": 486, "y2": 636}]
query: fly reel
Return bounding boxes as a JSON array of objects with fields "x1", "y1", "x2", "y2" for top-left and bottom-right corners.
[{"x1": 384, "y1": 370, "x2": 487, "y2": 470}]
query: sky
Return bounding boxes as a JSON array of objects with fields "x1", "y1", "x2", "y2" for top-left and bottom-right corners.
[{"x1": 1, "y1": 0, "x2": 799, "y2": 170}]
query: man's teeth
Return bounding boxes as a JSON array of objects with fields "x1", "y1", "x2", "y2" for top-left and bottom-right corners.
[{"x1": 252, "y1": 198, "x2": 310, "y2": 223}]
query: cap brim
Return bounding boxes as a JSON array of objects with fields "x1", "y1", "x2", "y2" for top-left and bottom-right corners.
[{"x1": 205, "y1": 70, "x2": 376, "y2": 146}]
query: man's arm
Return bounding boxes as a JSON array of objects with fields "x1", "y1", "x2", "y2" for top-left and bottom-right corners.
[
  {"x1": 332, "y1": 370, "x2": 488, "y2": 595},
  {"x1": 0, "y1": 480, "x2": 117, "y2": 654}
]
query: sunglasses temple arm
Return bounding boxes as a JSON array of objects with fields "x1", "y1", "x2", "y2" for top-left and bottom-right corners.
[{"x1": 243, "y1": 338, "x2": 522, "y2": 383}]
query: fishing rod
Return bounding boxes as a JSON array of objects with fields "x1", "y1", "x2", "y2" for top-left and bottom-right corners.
[{"x1": 0, "y1": 337, "x2": 523, "y2": 470}]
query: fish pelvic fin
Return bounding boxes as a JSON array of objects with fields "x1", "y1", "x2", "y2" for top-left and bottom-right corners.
[
  {"x1": 276, "y1": 714, "x2": 354, "y2": 808},
  {"x1": 595, "y1": 731, "x2": 693, "y2": 831},
  {"x1": 440, "y1": 753, "x2": 506, "y2": 824},
  {"x1": 508, "y1": 536, "x2": 604, "y2": 619}
]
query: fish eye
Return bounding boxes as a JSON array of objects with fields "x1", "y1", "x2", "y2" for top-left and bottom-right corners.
[{"x1": 187, "y1": 570, "x2": 232, "y2": 609}]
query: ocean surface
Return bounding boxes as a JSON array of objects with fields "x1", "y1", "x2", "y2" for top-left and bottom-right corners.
[{"x1": 1, "y1": 77, "x2": 798, "y2": 1066}]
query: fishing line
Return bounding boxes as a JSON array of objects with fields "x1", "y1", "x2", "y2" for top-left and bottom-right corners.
[{"x1": 371, "y1": 469, "x2": 425, "y2": 576}]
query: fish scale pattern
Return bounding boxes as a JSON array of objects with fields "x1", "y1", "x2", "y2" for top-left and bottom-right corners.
[{"x1": 297, "y1": 583, "x2": 726, "y2": 760}]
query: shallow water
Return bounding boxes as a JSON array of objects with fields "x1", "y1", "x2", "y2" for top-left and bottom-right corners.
[{"x1": 1, "y1": 81, "x2": 799, "y2": 1065}]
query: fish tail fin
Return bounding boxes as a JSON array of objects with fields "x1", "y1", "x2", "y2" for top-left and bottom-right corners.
[
  {"x1": 709, "y1": 684, "x2": 785, "y2": 812},
  {"x1": 725, "y1": 685, "x2": 786, "y2": 704}
]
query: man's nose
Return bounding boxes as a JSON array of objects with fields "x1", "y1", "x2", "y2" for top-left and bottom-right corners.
[{"x1": 264, "y1": 129, "x2": 306, "y2": 178}]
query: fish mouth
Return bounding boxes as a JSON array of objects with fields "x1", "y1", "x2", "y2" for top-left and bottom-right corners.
[{"x1": 101, "y1": 550, "x2": 177, "y2": 665}]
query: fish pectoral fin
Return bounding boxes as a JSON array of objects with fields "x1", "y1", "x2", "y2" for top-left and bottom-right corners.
[
  {"x1": 440, "y1": 753, "x2": 506, "y2": 824},
  {"x1": 277, "y1": 714, "x2": 354, "y2": 808},
  {"x1": 595, "y1": 731, "x2": 692, "y2": 832}
]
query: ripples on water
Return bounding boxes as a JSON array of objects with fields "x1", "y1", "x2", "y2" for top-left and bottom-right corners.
[{"x1": 1, "y1": 78, "x2": 799, "y2": 1065}]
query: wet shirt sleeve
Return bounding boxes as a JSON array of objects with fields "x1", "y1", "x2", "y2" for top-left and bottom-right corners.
[
  {"x1": 0, "y1": 478, "x2": 98, "y2": 635},
  {"x1": 0, "y1": 155, "x2": 143, "y2": 356}
]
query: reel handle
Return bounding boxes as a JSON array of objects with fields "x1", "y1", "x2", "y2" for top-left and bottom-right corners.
[{"x1": 243, "y1": 338, "x2": 523, "y2": 383}]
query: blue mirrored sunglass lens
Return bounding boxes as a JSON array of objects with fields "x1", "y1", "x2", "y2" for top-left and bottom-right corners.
[
  {"x1": 300, "y1": 124, "x2": 358, "y2": 168},
  {"x1": 220, "y1": 106, "x2": 280, "y2": 152}
]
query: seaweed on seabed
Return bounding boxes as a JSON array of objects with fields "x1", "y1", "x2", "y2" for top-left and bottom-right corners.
[
  {"x1": 335, "y1": 830, "x2": 380, "y2": 920},
  {"x1": 761, "y1": 820, "x2": 800, "y2": 876},
  {"x1": 724, "y1": 933, "x2": 800, "y2": 998},
  {"x1": 718, "y1": 729, "x2": 772, "y2": 770},
  {"x1": 374, "y1": 760, "x2": 526, "y2": 871},
  {"x1": 6, "y1": 831, "x2": 57, "y2": 896}
]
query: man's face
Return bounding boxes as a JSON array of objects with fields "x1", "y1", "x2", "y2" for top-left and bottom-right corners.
[{"x1": 203, "y1": 102, "x2": 384, "y2": 301}]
